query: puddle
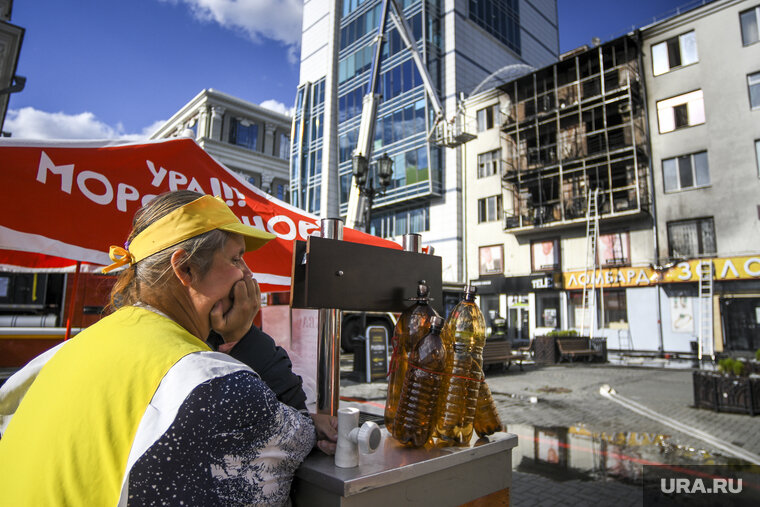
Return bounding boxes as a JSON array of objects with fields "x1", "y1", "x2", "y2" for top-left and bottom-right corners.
[{"x1": 507, "y1": 423, "x2": 754, "y2": 485}]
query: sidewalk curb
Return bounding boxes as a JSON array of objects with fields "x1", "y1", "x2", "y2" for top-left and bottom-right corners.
[{"x1": 599, "y1": 384, "x2": 760, "y2": 465}]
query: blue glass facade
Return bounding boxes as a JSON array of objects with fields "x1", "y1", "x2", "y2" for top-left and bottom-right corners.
[
  {"x1": 290, "y1": 78, "x2": 325, "y2": 214},
  {"x1": 292, "y1": 0, "x2": 526, "y2": 238}
]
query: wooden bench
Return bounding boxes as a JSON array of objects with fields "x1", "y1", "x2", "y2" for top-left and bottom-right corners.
[
  {"x1": 556, "y1": 338, "x2": 600, "y2": 363},
  {"x1": 482, "y1": 339, "x2": 526, "y2": 371}
]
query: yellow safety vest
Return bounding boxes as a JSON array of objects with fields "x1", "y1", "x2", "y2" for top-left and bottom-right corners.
[{"x1": 0, "y1": 306, "x2": 211, "y2": 506}]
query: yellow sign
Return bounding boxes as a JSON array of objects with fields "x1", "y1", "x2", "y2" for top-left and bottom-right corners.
[{"x1": 562, "y1": 256, "x2": 760, "y2": 290}]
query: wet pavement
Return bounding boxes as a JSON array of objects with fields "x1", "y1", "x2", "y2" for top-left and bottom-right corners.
[{"x1": 339, "y1": 355, "x2": 760, "y2": 506}]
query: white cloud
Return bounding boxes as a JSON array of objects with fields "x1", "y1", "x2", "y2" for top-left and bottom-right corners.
[
  {"x1": 165, "y1": 0, "x2": 303, "y2": 57},
  {"x1": 4, "y1": 107, "x2": 162, "y2": 141},
  {"x1": 259, "y1": 99, "x2": 293, "y2": 117}
]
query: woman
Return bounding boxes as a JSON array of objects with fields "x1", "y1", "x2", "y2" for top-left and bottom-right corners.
[{"x1": 0, "y1": 190, "x2": 333, "y2": 505}]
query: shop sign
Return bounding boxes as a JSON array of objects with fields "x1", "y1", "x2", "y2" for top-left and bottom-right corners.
[
  {"x1": 563, "y1": 256, "x2": 760, "y2": 290},
  {"x1": 531, "y1": 275, "x2": 555, "y2": 289}
]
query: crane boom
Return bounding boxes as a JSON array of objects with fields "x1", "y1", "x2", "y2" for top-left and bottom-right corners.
[{"x1": 345, "y1": 0, "x2": 471, "y2": 232}]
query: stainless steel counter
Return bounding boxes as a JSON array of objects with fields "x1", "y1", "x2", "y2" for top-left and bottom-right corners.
[{"x1": 292, "y1": 430, "x2": 517, "y2": 506}]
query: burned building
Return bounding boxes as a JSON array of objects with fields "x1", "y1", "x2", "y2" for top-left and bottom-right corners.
[{"x1": 500, "y1": 34, "x2": 650, "y2": 231}]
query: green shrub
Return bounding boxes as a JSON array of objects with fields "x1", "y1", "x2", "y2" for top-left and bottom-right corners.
[
  {"x1": 546, "y1": 330, "x2": 578, "y2": 337},
  {"x1": 756, "y1": 349, "x2": 760, "y2": 361},
  {"x1": 718, "y1": 358, "x2": 747, "y2": 376}
]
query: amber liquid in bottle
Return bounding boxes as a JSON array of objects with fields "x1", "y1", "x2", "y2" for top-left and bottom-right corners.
[
  {"x1": 435, "y1": 285, "x2": 486, "y2": 445},
  {"x1": 473, "y1": 364, "x2": 503, "y2": 437},
  {"x1": 384, "y1": 283, "x2": 437, "y2": 432},
  {"x1": 393, "y1": 316, "x2": 446, "y2": 448}
]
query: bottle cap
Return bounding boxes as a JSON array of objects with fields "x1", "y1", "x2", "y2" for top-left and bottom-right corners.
[{"x1": 430, "y1": 315, "x2": 444, "y2": 328}]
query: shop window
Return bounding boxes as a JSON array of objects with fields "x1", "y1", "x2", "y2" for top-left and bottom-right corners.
[
  {"x1": 478, "y1": 195, "x2": 502, "y2": 223},
  {"x1": 662, "y1": 151, "x2": 710, "y2": 192},
  {"x1": 656, "y1": 90, "x2": 705, "y2": 133},
  {"x1": 480, "y1": 295, "x2": 501, "y2": 333},
  {"x1": 749, "y1": 71, "x2": 760, "y2": 110},
  {"x1": 479, "y1": 244, "x2": 504, "y2": 276},
  {"x1": 598, "y1": 232, "x2": 629, "y2": 266},
  {"x1": 531, "y1": 239, "x2": 559, "y2": 271},
  {"x1": 536, "y1": 293, "x2": 559, "y2": 329},
  {"x1": 651, "y1": 31, "x2": 698, "y2": 76},
  {"x1": 477, "y1": 149, "x2": 501, "y2": 178},
  {"x1": 740, "y1": 5, "x2": 760, "y2": 46},
  {"x1": 667, "y1": 217, "x2": 716, "y2": 258},
  {"x1": 601, "y1": 289, "x2": 627, "y2": 326}
]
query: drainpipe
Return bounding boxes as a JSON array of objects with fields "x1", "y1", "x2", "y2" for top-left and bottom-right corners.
[{"x1": 636, "y1": 30, "x2": 665, "y2": 357}]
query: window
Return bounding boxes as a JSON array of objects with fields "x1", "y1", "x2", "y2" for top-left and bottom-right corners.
[
  {"x1": 536, "y1": 293, "x2": 559, "y2": 328},
  {"x1": 656, "y1": 90, "x2": 705, "y2": 133},
  {"x1": 652, "y1": 31, "x2": 698, "y2": 76},
  {"x1": 756, "y1": 140, "x2": 760, "y2": 177},
  {"x1": 477, "y1": 149, "x2": 501, "y2": 178},
  {"x1": 469, "y1": 0, "x2": 521, "y2": 54},
  {"x1": 479, "y1": 245, "x2": 504, "y2": 275},
  {"x1": 369, "y1": 205, "x2": 429, "y2": 238},
  {"x1": 602, "y1": 289, "x2": 627, "y2": 325},
  {"x1": 749, "y1": 72, "x2": 760, "y2": 109},
  {"x1": 531, "y1": 240, "x2": 559, "y2": 271},
  {"x1": 740, "y1": 5, "x2": 760, "y2": 46},
  {"x1": 667, "y1": 218, "x2": 716, "y2": 258},
  {"x1": 598, "y1": 232, "x2": 630, "y2": 266},
  {"x1": 229, "y1": 119, "x2": 259, "y2": 151},
  {"x1": 662, "y1": 151, "x2": 710, "y2": 192},
  {"x1": 278, "y1": 133, "x2": 290, "y2": 159},
  {"x1": 476, "y1": 105, "x2": 499, "y2": 132},
  {"x1": 478, "y1": 195, "x2": 502, "y2": 223}
]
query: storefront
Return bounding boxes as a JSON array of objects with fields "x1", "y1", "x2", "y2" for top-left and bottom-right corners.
[
  {"x1": 471, "y1": 273, "x2": 562, "y2": 343},
  {"x1": 562, "y1": 256, "x2": 760, "y2": 354}
]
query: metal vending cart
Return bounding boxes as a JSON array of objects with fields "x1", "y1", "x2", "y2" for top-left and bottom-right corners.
[{"x1": 290, "y1": 219, "x2": 517, "y2": 506}]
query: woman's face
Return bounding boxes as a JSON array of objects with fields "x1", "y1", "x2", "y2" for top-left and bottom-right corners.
[{"x1": 190, "y1": 234, "x2": 251, "y2": 319}]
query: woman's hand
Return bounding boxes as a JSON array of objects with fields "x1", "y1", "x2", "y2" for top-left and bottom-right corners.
[
  {"x1": 310, "y1": 413, "x2": 338, "y2": 455},
  {"x1": 211, "y1": 276, "x2": 260, "y2": 343}
]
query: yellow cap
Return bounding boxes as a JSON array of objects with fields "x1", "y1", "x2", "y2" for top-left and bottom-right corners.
[{"x1": 102, "y1": 195, "x2": 275, "y2": 273}]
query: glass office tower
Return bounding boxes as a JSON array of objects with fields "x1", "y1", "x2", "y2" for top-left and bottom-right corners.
[{"x1": 293, "y1": 0, "x2": 559, "y2": 283}]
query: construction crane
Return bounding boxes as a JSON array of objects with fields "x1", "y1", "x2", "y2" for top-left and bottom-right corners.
[{"x1": 345, "y1": 0, "x2": 473, "y2": 231}]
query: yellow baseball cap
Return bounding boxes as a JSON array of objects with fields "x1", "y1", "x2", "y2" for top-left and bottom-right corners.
[{"x1": 102, "y1": 195, "x2": 275, "y2": 273}]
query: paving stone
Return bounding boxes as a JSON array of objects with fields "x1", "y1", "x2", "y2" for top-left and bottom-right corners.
[{"x1": 339, "y1": 358, "x2": 757, "y2": 506}]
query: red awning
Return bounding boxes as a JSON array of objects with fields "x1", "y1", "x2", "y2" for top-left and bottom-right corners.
[{"x1": 0, "y1": 138, "x2": 400, "y2": 292}]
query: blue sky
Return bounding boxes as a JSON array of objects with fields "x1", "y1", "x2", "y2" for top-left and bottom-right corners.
[{"x1": 5, "y1": 0, "x2": 695, "y2": 139}]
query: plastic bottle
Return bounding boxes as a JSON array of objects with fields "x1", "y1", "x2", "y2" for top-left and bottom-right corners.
[
  {"x1": 392, "y1": 315, "x2": 447, "y2": 448},
  {"x1": 435, "y1": 284, "x2": 486, "y2": 445},
  {"x1": 473, "y1": 364, "x2": 503, "y2": 437},
  {"x1": 384, "y1": 282, "x2": 437, "y2": 432}
]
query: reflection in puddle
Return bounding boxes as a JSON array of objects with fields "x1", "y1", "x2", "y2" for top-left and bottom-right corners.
[{"x1": 508, "y1": 423, "x2": 751, "y2": 484}]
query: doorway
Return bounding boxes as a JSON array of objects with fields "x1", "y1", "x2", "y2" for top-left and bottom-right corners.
[{"x1": 719, "y1": 297, "x2": 760, "y2": 352}]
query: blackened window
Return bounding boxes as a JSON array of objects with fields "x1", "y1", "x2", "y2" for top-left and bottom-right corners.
[
  {"x1": 469, "y1": 0, "x2": 521, "y2": 54},
  {"x1": 667, "y1": 218, "x2": 716, "y2": 258},
  {"x1": 673, "y1": 104, "x2": 688, "y2": 129}
]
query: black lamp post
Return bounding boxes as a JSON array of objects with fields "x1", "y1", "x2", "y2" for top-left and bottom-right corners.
[{"x1": 352, "y1": 152, "x2": 393, "y2": 233}]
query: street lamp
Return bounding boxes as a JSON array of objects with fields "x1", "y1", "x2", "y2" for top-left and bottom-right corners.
[{"x1": 352, "y1": 152, "x2": 393, "y2": 233}]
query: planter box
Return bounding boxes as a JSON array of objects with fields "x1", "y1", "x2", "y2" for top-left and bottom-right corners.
[{"x1": 692, "y1": 370, "x2": 760, "y2": 416}]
